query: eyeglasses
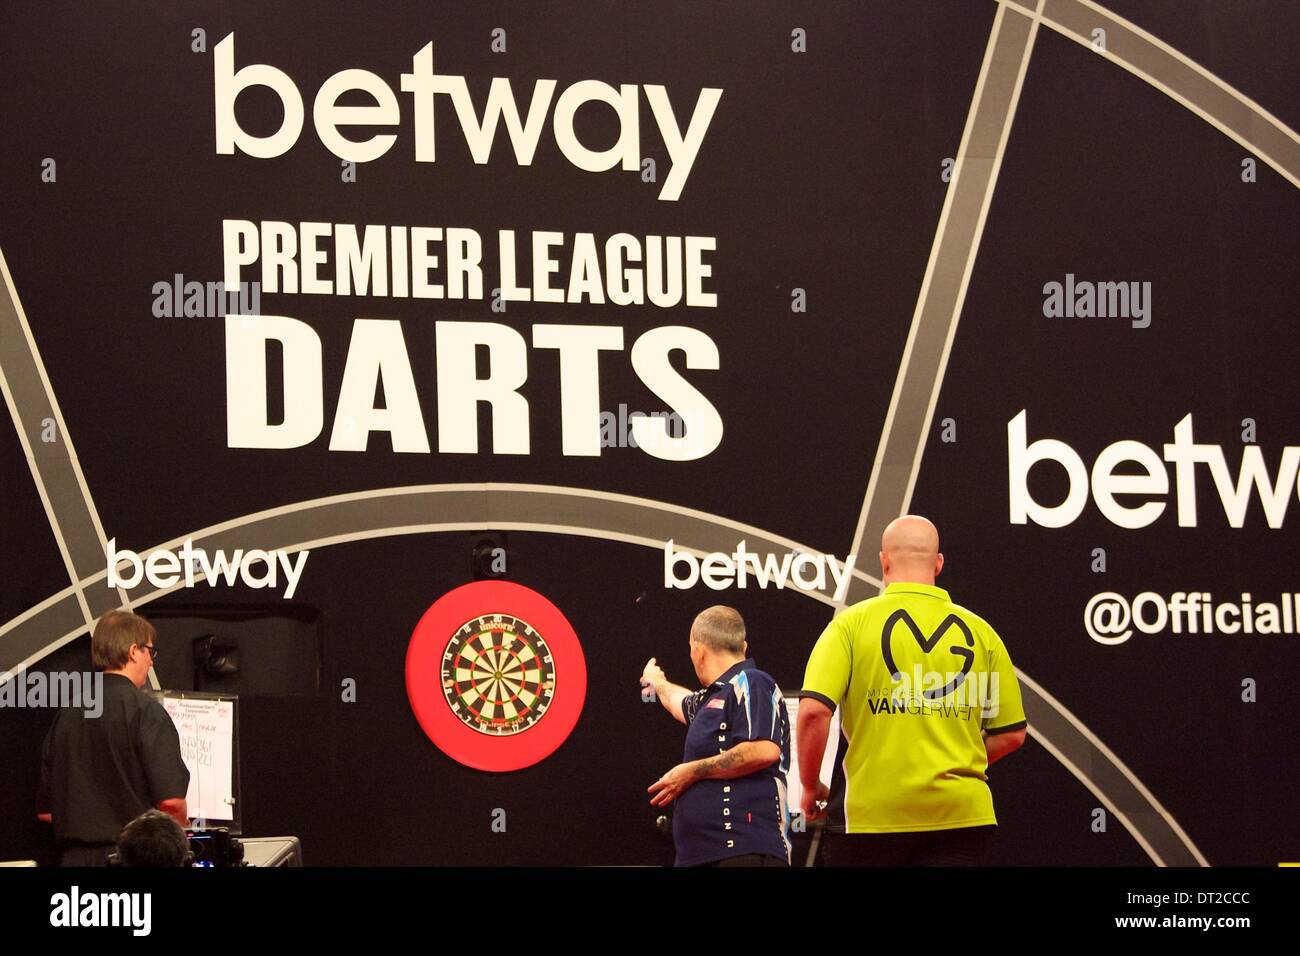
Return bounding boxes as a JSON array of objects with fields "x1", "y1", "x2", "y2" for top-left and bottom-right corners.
[{"x1": 137, "y1": 643, "x2": 159, "y2": 661}]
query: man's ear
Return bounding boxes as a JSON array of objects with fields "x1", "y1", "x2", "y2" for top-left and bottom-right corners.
[
  {"x1": 879, "y1": 550, "x2": 888, "y2": 576},
  {"x1": 741, "y1": 641, "x2": 748, "y2": 657},
  {"x1": 935, "y1": 552, "x2": 945, "y2": 577}
]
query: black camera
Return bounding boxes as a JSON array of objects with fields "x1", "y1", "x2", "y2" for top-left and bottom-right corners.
[{"x1": 188, "y1": 828, "x2": 246, "y2": 868}]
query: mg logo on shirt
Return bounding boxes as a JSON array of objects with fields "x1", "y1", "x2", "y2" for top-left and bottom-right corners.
[{"x1": 881, "y1": 610, "x2": 975, "y2": 699}]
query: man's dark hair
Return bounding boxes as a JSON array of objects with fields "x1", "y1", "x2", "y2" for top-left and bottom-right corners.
[
  {"x1": 92, "y1": 610, "x2": 156, "y2": 671},
  {"x1": 116, "y1": 810, "x2": 190, "y2": 867}
]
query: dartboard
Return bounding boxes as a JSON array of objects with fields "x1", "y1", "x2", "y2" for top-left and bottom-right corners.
[
  {"x1": 441, "y1": 615, "x2": 555, "y2": 735},
  {"x1": 406, "y1": 580, "x2": 587, "y2": 772}
]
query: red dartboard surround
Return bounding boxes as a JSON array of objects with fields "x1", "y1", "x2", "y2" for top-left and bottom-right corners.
[{"x1": 405, "y1": 581, "x2": 587, "y2": 772}]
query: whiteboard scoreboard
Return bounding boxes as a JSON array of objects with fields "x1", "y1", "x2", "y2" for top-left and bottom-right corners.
[{"x1": 150, "y1": 691, "x2": 241, "y2": 833}]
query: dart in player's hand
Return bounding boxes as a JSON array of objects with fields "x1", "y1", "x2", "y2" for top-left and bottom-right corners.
[{"x1": 640, "y1": 656, "x2": 665, "y2": 703}]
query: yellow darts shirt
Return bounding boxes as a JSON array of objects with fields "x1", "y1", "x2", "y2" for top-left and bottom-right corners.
[{"x1": 802, "y1": 582, "x2": 1026, "y2": 832}]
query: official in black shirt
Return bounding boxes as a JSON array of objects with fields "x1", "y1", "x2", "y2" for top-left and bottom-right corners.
[{"x1": 36, "y1": 610, "x2": 190, "y2": 866}]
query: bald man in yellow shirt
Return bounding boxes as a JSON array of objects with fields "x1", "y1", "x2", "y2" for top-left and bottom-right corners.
[{"x1": 797, "y1": 515, "x2": 1027, "y2": 866}]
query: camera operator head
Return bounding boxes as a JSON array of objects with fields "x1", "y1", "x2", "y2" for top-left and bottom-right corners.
[{"x1": 115, "y1": 810, "x2": 194, "y2": 867}]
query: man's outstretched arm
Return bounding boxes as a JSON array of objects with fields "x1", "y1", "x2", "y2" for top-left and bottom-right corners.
[{"x1": 641, "y1": 657, "x2": 692, "y2": 724}]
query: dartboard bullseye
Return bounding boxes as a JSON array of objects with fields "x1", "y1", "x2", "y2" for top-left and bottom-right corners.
[
  {"x1": 406, "y1": 581, "x2": 587, "y2": 771},
  {"x1": 441, "y1": 615, "x2": 555, "y2": 735}
]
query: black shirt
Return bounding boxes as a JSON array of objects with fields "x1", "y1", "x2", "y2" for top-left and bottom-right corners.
[{"x1": 36, "y1": 673, "x2": 190, "y2": 846}]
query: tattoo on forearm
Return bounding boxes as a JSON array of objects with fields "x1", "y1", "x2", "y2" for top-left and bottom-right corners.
[
  {"x1": 717, "y1": 747, "x2": 745, "y2": 771},
  {"x1": 698, "y1": 743, "x2": 751, "y2": 779}
]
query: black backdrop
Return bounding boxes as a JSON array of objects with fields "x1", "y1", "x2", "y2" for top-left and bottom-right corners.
[{"x1": 1, "y1": 0, "x2": 1296, "y2": 865}]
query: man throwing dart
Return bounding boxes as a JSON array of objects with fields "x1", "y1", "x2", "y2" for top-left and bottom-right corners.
[{"x1": 641, "y1": 606, "x2": 792, "y2": 867}]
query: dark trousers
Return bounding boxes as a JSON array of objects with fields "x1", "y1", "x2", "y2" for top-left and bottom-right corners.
[
  {"x1": 698, "y1": 852, "x2": 789, "y2": 867},
  {"x1": 59, "y1": 845, "x2": 114, "y2": 867},
  {"x1": 821, "y1": 825, "x2": 996, "y2": 867}
]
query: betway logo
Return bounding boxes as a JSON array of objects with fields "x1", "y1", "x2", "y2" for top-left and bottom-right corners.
[
  {"x1": 1009, "y1": 411, "x2": 1300, "y2": 529},
  {"x1": 107, "y1": 539, "x2": 309, "y2": 599},
  {"x1": 664, "y1": 541, "x2": 856, "y2": 602},
  {"x1": 214, "y1": 34, "x2": 720, "y2": 201}
]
